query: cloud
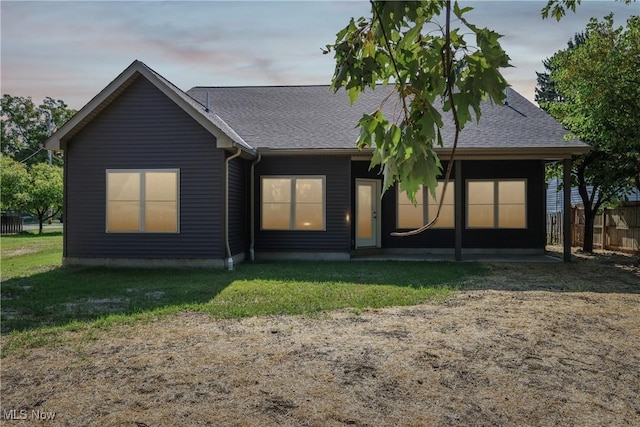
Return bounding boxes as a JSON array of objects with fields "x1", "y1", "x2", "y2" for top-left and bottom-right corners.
[{"x1": 2, "y1": 0, "x2": 636, "y2": 109}]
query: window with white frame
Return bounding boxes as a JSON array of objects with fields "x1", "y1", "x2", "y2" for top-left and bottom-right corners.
[
  {"x1": 466, "y1": 179, "x2": 526, "y2": 229},
  {"x1": 397, "y1": 181, "x2": 455, "y2": 229},
  {"x1": 261, "y1": 176, "x2": 325, "y2": 230},
  {"x1": 106, "y1": 169, "x2": 179, "y2": 233}
]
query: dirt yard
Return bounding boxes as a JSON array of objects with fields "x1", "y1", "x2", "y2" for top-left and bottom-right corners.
[{"x1": 2, "y1": 249, "x2": 639, "y2": 426}]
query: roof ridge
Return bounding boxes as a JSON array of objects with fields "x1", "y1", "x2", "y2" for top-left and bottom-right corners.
[{"x1": 191, "y1": 84, "x2": 332, "y2": 89}]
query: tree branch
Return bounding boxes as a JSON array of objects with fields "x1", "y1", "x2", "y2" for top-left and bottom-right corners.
[
  {"x1": 391, "y1": 0, "x2": 461, "y2": 237},
  {"x1": 370, "y1": 0, "x2": 410, "y2": 123}
]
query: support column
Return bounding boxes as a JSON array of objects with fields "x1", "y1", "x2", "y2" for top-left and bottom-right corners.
[
  {"x1": 563, "y1": 158, "x2": 572, "y2": 262},
  {"x1": 455, "y1": 160, "x2": 462, "y2": 261}
]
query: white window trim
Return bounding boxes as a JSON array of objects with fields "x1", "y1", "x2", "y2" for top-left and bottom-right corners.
[
  {"x1": 396, "y1": 181, "x2": 455, "y2": 229},
  {"x1": 261, "y1": 175, "x2": 326, "y2": 231},
  {"x1": 106, "y1": 169, "x2": 180, "y2": 233},
  {"x1": 466, "y1": 178, "x2": 527, "y2": 229}
]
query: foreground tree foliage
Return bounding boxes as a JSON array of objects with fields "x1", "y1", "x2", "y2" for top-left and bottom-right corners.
[
  {"x1": 324, "y1": 0, "x2": 634, "y2": 236},
  {"x1": 324, "y1": 1, "x2": 510, "y2": 213},
  {"x1": 1, "y1": 95, "x2": 75, "y2": 166},
  {"x1": 1, "y1": 155, "x2": 63, "y2": 234},
  {"x1": 539, "y1": 15, "x2": 640, "y2": 252}
]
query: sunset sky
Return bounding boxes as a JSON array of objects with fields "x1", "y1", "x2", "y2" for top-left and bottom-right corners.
[{"x1": 1, "y1": 0, "x2": 637, "y2": 109}]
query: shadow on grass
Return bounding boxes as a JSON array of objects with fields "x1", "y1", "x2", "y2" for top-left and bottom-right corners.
[
  {"x1": 461, "y1": 250, "x2": 640, "y2": 295},
  {"x1": 1, "y1": 261, "x2": 482, "y2": 334},
  {"x1": 4, "y1": 230, "x2": 64, "y2": 239}
]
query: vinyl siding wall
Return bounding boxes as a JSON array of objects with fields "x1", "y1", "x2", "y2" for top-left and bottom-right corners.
[
  {"x1": 254, "y1": 155, "x2": 351, "y2": 252},
  {"x1": 64, "y1": 76, "x2": 225, "y2": 260},
  {"x1": 352, "y1": 159, "x2": 545, "y2": 250},
  {"x1": 351, "y1": 161, "x2": 457, "y2": 249},
  {"x1": 461, "y1": 160, "x2": 545, "y2": 249},
  {"x1": 228, "y1": 155, "x2": 248, "y2": 256}
]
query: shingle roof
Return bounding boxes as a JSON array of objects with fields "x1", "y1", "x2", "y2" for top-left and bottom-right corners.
[
  {"x1": 186, "y1": 85, "x2": 588, "y2": 154},
  {"x1": 46, "y1": 59, "x2": 587, "y2": 159}
]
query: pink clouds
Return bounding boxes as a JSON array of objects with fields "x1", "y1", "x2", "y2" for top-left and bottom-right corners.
[{"x1": 1, "y1": 1, "x2": 636, "y2": 109}]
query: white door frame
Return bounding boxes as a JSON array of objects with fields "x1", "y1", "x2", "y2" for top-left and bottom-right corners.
[{"x1": 355, "y1": 179, "x2": 381, "y2": 249}]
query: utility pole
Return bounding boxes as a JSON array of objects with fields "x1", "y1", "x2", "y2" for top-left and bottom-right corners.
[{"x1": 42, "y1": 109, "x2": 54, "y2": 223}]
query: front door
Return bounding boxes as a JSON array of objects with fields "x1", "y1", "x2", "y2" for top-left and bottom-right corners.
[{"x1": 355, "y1": 179, "x2": 381, "y2": 248}]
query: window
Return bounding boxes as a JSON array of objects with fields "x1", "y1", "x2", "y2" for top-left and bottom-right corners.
[
  {"x1": 397, "y1": 181, "x2": 454, "y2": 229},
  {"x1": 467, "y1": 179, "x2": 526, "y2": 229},
  {"x1": 106, "y1": 169, "x2": 179, "y2": 233},
  {"x1": 261, "y1": 176, "x2": 325, "y2": 230}
]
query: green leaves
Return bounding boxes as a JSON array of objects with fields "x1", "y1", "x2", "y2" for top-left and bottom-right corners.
[
  {"x1": 325, "y1": 1, "x2": 510, "y2": 204},
  {"x1": 540, "y1": 14, "x2": 639, "y2": 251},
  {"x1": 1, "y1": 95, "x2": 75, "y2": 166}
]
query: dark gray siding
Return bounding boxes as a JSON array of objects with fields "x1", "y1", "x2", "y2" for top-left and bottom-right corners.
[
  {"x1": 382, "y1": 162, "x2": 455, "y2": 249},
  {"x1": 352, "y1": 159, "x2": 544, "y2": 250},
  {"x1": 462, "y1": 160, "x2": 545, "y2": 249},
  {"x1": 228, "y1": 156, "x2": 248, "y2": 256},
  {"x1": 351, "y1": 160, "x2": 455, "y2": 249},
  {"x1": 65, "y1": 76, "x2": 225, "y2": 259},
  {"x1": 254, "y1": 155, "x2": 351, "y2": 252}
]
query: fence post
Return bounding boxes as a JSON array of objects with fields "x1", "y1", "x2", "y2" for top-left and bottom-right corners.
[
  {"x1": 563, "y1": 158, "x2": 572, "y2": 262},
  {"x1": 601, "y1": 208, "x2": 607, "y2": 251}
]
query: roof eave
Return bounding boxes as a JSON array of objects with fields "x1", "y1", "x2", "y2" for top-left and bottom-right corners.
[
  {"x1": 436, "y1": 145, "x2": 591, "y2": 160},
  {"x1": 256, "y1": 145, "x2": 590, "y2": 160}
]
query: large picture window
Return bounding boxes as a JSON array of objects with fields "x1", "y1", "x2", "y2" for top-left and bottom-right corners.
[
  {"x1": 467, "y1": 179, "x2": 526, "y2": 229},
  {"x1": 106, "y1": 169, "x2": 179, "y2": 233},
  {"x1": 397, "y1": 181, "x2": 454, "y2": 229},
  {"x1": 261, "y1": 176, "x2": 325, "y2": 230}
]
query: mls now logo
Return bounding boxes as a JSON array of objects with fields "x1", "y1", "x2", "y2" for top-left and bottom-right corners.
[{"x1": 3, "y1": 409, "x2": 56, "y2": 421}]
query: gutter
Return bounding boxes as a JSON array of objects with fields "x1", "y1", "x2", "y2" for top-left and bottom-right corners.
[
  {"x1": 224, "y1": 147, "x2": 242, "y2": 270},
  {"x1": 249, "y1": 153, "x2": 262, "y2": 261}
]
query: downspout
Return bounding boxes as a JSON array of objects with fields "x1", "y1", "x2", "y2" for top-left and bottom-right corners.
[
  {"x1": 225, "y1": 147, "x2": 242, "y2": 270},
  {"x1": 249, "y1": 153, "x2": 262, "y2": 261}
]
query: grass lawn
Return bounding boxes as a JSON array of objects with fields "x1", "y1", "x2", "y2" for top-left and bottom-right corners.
[{"x1": 1, "y1": 230, "x2": 485, "y2": 353}]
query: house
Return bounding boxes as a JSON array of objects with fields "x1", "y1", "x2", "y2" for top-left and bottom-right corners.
[
  {"x1": 547, "y1": 178, "x2": 640, "y2": 214},
  {"x1": 45, "y1": 60, "x2": 588, "y2": 268}
]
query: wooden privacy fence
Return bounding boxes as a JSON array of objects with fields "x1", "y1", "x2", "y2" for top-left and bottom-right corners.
[
  {"x1": 546, "y1": 211, "x2": 564, "y2": 246},
  {"x1": 1, "y1": 215, "x2": 23, "y2": 235},
  {"x1": 548, "y1": 205, "x2": 640, "y2": 254}
]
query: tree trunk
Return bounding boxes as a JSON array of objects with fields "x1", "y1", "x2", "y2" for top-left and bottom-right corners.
[
  {"x1": 582, "y1": 207, "x2": 596, "y2": 253},
  {"x1": 37, "y1": 212, "x2": 45, "y2": 235}
]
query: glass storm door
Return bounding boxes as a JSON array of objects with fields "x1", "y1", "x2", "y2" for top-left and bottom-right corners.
[{"x1": 356, "y1": 179, "x2": 381, "y2": 248}]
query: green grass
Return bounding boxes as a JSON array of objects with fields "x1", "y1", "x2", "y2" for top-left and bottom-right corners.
[{"x1": 1, "y1": 230, "x2": 486, "y2": 354}]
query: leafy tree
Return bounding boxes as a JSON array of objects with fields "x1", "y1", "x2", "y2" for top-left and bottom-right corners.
[
  {"x1": 1, "y1": 95, "x2": 75, "y2": 166},
  {"x1": 0, "y1": 155, "x2": 29, "y2": 213},
  {"x1": 0, "y1": 154, "x2": 63, "y2": 234},
  {"x1": 541, "y1": 14, "x2": 640, "y2": 252},
  {"x1": 535, "y1": 33, "x2": 585, "y2": 107},
  {"x1": 323, "y1": 0, "x2": 633, "y2": 236},
  {"x1": 22, "y1": 163, "x2": 64, "y2": 234}
]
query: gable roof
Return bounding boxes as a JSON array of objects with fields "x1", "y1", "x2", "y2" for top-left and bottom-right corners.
[
  {"x1": 45, "y1": 60, "x2": 253, "y2": 154},
  {"x1": 188, "y1": 85, "x2": 589, "y2": 159},
  {"x1": 46, "y1": 60, "x2": 588, "y2": 161}
]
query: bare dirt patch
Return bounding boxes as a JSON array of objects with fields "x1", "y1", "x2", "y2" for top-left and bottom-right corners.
[{"x1": 2, "y1": 249, "x2": 639, "y2": 426}]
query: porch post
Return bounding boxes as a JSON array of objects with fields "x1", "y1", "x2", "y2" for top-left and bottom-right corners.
[
  {"x1": 563, "y1": 158, "x2": 572, "y2": 262},
  {"x1": 455, "y1": 160, "x2": 462, "y2": 261}
]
